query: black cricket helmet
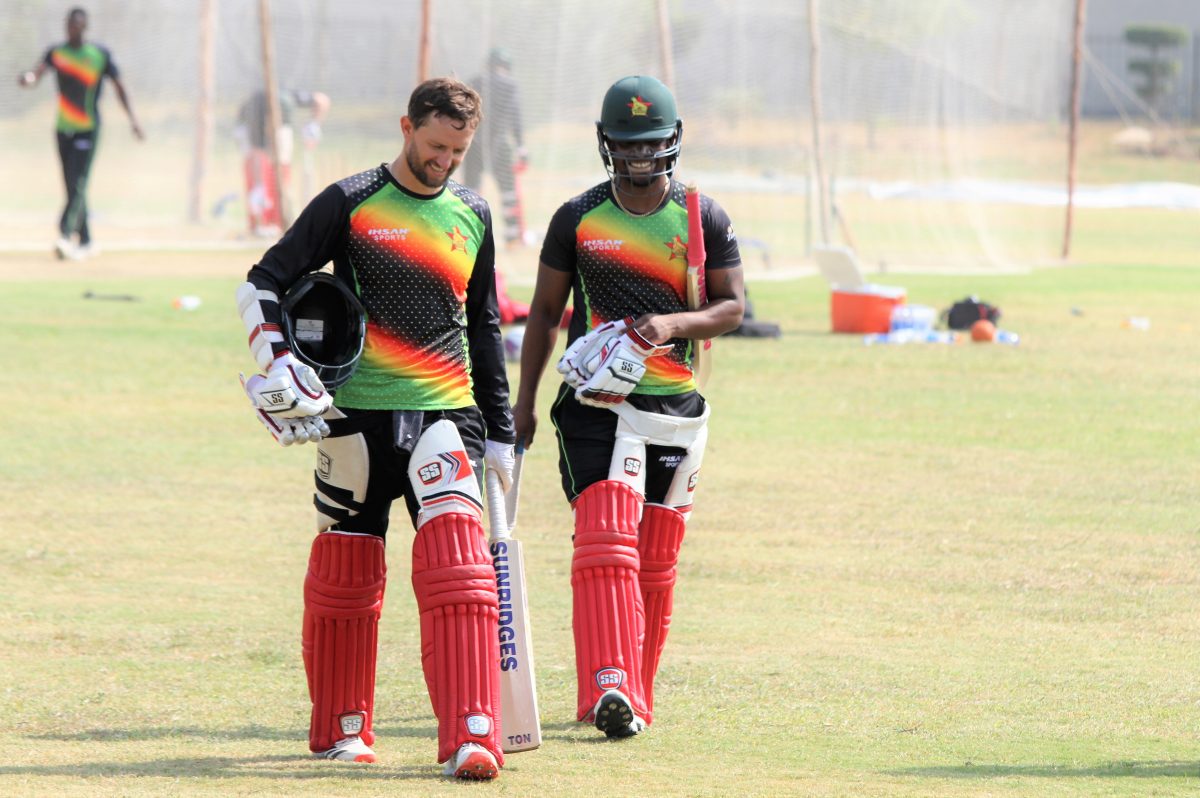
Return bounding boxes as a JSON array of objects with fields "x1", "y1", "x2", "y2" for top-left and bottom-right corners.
[
  {"x1": 596, "y1": 75, "x2": 683, "y2": 181},
  {"x1": 281, "y1": 271, "x2": 366, "y2": 389}
]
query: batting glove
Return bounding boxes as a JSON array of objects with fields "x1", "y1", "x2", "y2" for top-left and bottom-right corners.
[
  {"x1": 557, "y1": 318, "x2": 628, "y2": 389},
  {"x1": 575, "y1": 327, "x2": 673, "y2": 408},
  {"x1": 484, "y1": 440, "x2": 516, "y2": 492},
  {"x1": 246, "y1": 352, "x2": 332, "y2": 419},
  {"x1": 240, "y1": 372, "x2": 330, "y2": 446}
]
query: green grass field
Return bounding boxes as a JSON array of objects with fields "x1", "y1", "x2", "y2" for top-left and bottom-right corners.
[{"x1": 0, "y1": 206, "x2": 1196, "y2": 796}]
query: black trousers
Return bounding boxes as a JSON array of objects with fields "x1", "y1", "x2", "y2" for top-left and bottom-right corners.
[
  {"x1": 316, "y1": 406, "x2": 488, "y2": 537},
  {"x1": 56, "y1": 130, "x2": 98, "y2": 244},
  {"x1": 549, "y1": 384, "x2": 706, "y2": 503}
]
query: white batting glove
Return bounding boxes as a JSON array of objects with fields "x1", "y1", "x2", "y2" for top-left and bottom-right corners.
[
  {"x1": 576, "y1": 328, "x2": 673, "y2": 408},
  {"x1": 557, "y1": 318, "x2": 629, "y2": 388},
  {"x1": 240, "y1": 373, "x2": 330, "y2": 446},
  {"x1": 245, "y1": 352, "x2": 332, "y2": 418},
  {"x1": 484, "y1": 440, "x2": 516, "y2": 492}
]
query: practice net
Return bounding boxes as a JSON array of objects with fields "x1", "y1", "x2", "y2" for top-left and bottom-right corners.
[{"x1": 0, "y1": 0, "x2": 1074, "y2": 273}]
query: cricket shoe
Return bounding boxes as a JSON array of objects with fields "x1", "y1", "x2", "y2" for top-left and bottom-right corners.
[
  {"x1": 313, "y1": 735, "x2": 377, "y2": 763},
  {"x1": 54, "y1": 237, "x2": 76, "y2": 260},
  {"x1": 75, "y1": 242, "x2": 100, "y2": 259},
  {"x1": 442, "y1": 742, "x2": 499, "y2": 780},
  {"x1": 592, "y1": 689, "x2": 647, "y2": 739}
]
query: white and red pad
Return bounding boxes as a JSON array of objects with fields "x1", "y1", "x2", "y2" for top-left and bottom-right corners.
[
  {"x1": 302, "y1": 531, "x2": 387, "y2": 753},
  {"x1": 610, "y1": 402, "x2": 710, "y2": 519},
  {"x1": 407, "y1": 419, "x2": 484, "y2": 526},
  {"x1": 637, "y1": 503, "x2": 686, "y2": 722},
  {"x1": 571, "y1": 480, "x2": 649, "y2": 721},
  {"x1": 411, "y1": 512, "x2": 504, "y2": 766}
]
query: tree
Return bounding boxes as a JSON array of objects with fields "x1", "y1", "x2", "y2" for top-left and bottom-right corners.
[{"x1": 1124, "y1": 23, "x2": 1190, "y2": 116}]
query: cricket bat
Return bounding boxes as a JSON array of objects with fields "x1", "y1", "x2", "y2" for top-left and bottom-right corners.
[
  {"x1": 486, "y1": 464, "x2": 541, "y2": 753},
  {"x1": 685, "y1": 182, "x2": 712, "y2": 388}
]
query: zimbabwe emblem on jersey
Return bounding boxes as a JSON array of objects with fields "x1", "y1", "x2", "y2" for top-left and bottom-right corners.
[
  {"x1": 664, "y1": 234, "x2": 687, "y2": 261},
  {"x1": 445, "y1": 225, "x2": 469, "y2": 254},
  {"x1": 627, "y1": 95, "x2": 652, "y2": 117}
]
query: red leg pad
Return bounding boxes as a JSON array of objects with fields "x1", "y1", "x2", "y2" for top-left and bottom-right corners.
[
  {"x1": 571, "y1": 480, "x2": 648, "y2": 721},
  {"x1": 302, "y1": 532, "x2": 387, "y2": 752},
  {"x1": 411, "y1": 513, "x2": 504, "y2": 766},
  {"x1": 637, "y1": 504, "x2": 686, "y2": 721}
]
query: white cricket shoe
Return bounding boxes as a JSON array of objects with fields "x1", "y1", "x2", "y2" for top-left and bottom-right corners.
[
  {"x1": 313, "y1": 735, "x2": 377, "y2": 763},
  {"x1": 54, "y1": 237, "x2": 76, "y2": 260},
  {"x1": 592, "y1": 689, "x2": 647, "y2": 739},
  {"x1": 75, "y1": 242, "x2": 100, "y2": 259},
  {"x1": 442, "y1": 742, "x2": 499, "y2": 780}
]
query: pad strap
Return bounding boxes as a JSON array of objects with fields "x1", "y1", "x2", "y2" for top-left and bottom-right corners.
[
  {"x1": 302, "y1": 532, "x2": 386, "y2": 751},
  {"x1": 571, "y1": 480, "x2": 648, "y2": 721},
  {"x1": 637, "y1": 504, "x2": 686, "y2": 721},
  {"x1": 412, "y1": 513, "x2": 504, "y2": 765}
]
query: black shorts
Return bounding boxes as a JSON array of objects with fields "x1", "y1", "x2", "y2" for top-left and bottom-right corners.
[
  {"x1": 549, "y1": 383, "x2": 706, "y2": 503},
  {"x1": 318, "y1": 406, "x2": 486, "y2": 537}
]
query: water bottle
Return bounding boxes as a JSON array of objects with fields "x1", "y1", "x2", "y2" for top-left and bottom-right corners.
[{"x1": 994, "y1": 329, "x2": 1019, "y2": 346}]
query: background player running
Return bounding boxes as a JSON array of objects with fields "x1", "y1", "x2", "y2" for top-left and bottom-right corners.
[{"x1": 16, "y1": 6, "x2": 144, "y2": 260}]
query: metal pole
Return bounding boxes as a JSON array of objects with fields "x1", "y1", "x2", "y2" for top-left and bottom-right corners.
[
  {"x1": 1192, "y1": 29, "x2": 1199, "y2": 123},
  {"x1": 259, "y1": 0, "x2": 290, "y2": 228},
  {"x1": 808, "y1": 0, "x2": 829, "y2": 246},
  {"x1": 1063, "y1": 0, "x2": 1087, "y2": 260},
  {"x1": 419, "y1": 0, "x2": 432, "y2": 83},
  {"x1": 188, "y1": 0, "x2": 215, "y2": 224},
  {"x1": 656, "y1": 0, "x2": 676, "y2": 90}
]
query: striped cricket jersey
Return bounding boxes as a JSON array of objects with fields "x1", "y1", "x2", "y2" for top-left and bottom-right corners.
[
  {"x1": 540, "y1": 179, "x2": 741, "y2": 395},
  {"x1": 246, "y1": 165, "x2": 512, "y2": 438},
  {"x1": 42, "y1": 42, "x2": 118, "y2": 133}
]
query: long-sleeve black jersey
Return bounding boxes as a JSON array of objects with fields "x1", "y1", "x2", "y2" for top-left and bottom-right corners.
[
  {"x1": 246, "y1": 164, "x2": 514, "y2": 443},
  {"x1": 539, "y1": 180, "x2": 741, "y2": 395}
]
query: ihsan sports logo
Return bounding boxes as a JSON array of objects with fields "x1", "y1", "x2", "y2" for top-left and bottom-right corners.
[
  {"x1": 368, "y1": 227, "x2": 409, "y2": 242},
  {"x1": 582, "y1": 238, "x2": 624, "y2": 252}
]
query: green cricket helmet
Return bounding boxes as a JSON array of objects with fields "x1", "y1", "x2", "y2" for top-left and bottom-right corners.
[{"x1": 596, "y1": 75, "x2": 683, "y2": 180}]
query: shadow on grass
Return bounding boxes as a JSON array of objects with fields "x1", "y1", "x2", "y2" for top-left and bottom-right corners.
[
  {"x1": 0, "y1": 754, "x2": 429, "y2": 781},
  {"x1": 534, "y1": 719, "x2": 658, "y2": 745},
  {"x1": 33, "y1": 720, "x2": 439, "y2": 743},
  {"x1": 892, "y1": 761, "x2": 1200, "y2": 779}
]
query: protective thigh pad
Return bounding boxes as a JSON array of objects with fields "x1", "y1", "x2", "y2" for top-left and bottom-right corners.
[
  {"x1": 313, "y1": 407, "x2": 370, "y2": 532},
  {"x1": 608, "y1": 428, "x2": 648, "y2": 496},
  {"x1": 637, "y1": 504, "x2": 687, "y2": 719},
  {"x1": 661, "y1": 420, "x2": 707, "y2": 516},
  {"x1": 302, "y1": 532, "x2": 387, "y2": 752},
  {"x1": 612, "y1": 403, "x2": 710, "y2": 517},
  {"x1": 412, "y1": 512, "x2": 503, "y2": 765},
  {"x1": 407, "y1": 419, "x2": 483, "y2": 526},
  {"x1": 571, "y1": 480, "x2": 648, "y2": 721}
]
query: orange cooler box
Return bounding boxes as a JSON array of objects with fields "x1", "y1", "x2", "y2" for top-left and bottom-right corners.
[{"x1": 831, "y1": 285, "x2": 906, "y2": 333}]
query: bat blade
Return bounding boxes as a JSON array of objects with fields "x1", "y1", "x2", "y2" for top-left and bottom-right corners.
[
  {"x1": 486, "y1": 470, "x2": 542, "y2": 753},
  {"x1": 685, "y1": 182, "x2": 712, "y2": 388}
]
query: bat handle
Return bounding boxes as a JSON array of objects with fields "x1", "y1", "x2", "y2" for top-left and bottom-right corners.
[{"x1": 486, "y1": 469, "x2": 511, "y2": 543}]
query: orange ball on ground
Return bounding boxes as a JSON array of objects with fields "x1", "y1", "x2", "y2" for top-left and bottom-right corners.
[{"x1": 970, "y1": 319, "x2": 996, "y2": 342}]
